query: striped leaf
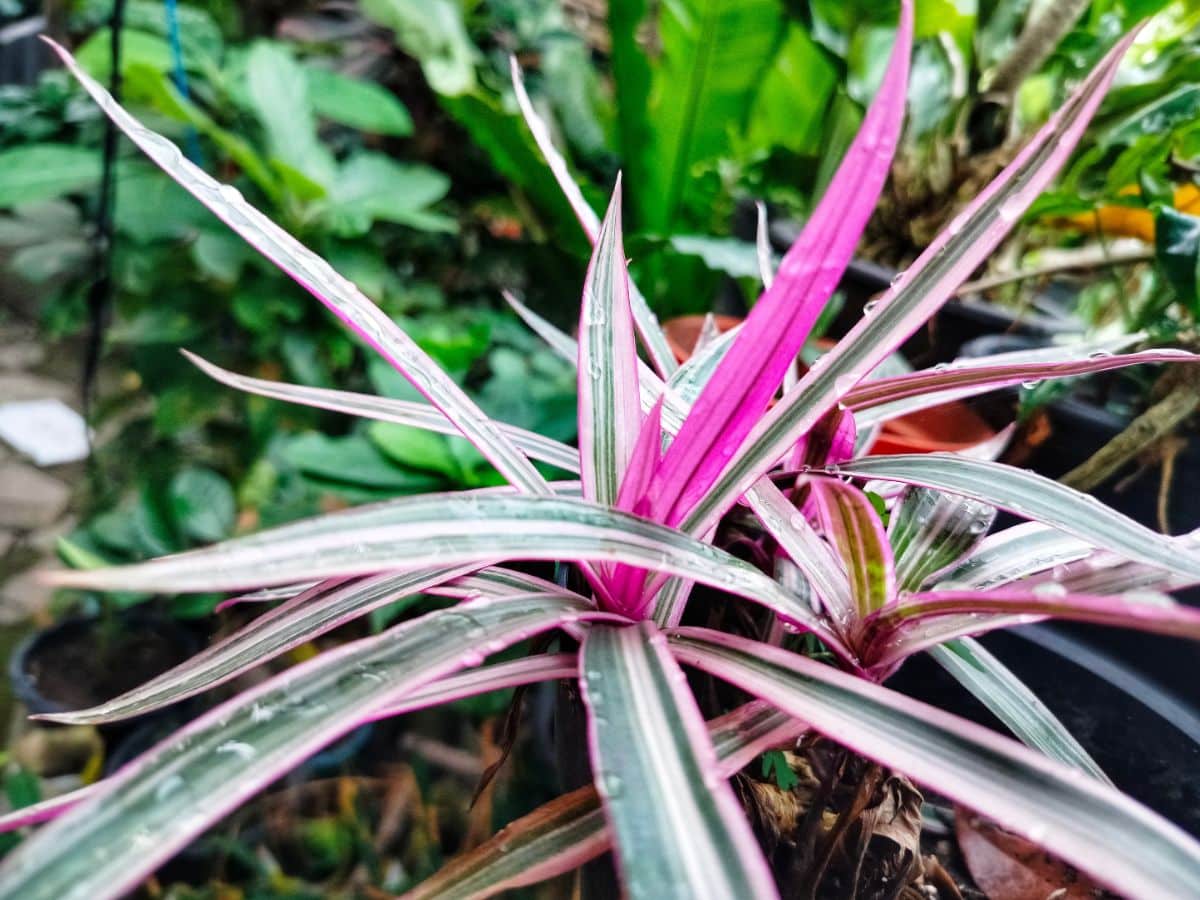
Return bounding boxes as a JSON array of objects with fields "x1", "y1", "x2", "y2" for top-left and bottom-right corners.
[
  {"x1": 680, "y1": 29, "x2": 1139, "y2": 540},
  {"x1": 932, "y1": 522, "x2": 1093, "y2": 590},
  {"x1": 865, "y1": 586, "x2": 1200, "y2": 668},
  {"x1": 641, "y1": 0, "x2": 912, "y2": 529},
  {"x1": 581, "y1": 622, "x2": 778, "y2": 899},
  {"x1": 889, "y1": 487, "x2": 996, "y2": 591},
  {"x1": 928, "y1": 639, "x2": 1109, "y2": 782},
  {"x1": 669, "y1": 628, "x2": 1200, "y2": 899},
  {"x1": 402, "y1": 700, "x2": 799, "y2": 900},
  {"x1": 808, "y1": 478, "x2": 895, "y2": 618},
  {"x1": 578, "y1": 180, "x2": 642, "y2": 505},
  {"x1": 844, "y1": 348, "x2": 1190, "y2": 415},
  {"x1": 38, "y1": 567, "x2": 480, "y2": 724},
  {"x1": 49, "y1": 41, "x2": 551, "y2": 497},
  {"x1": 509, "y1": 58, "x2": 677, "y2": 378},
  {"x1": 44, "y1": 493, "x2": 849, "y2": 657},
  {"x1": 184, "y1": 351, "x2": 580, "y2": 473},
  {"x1": 840, "y1": 454, "x2": 1200, "y2": 581},
  {"x1": 0, "y1": 596, "x2": 613, "y2": 900},
  {"x1": 744, "y1": 481, "x2": 855, "y2": 631}
]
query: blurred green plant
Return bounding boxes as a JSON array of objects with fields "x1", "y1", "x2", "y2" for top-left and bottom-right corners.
[{"x1": 0, "y1": 3, "x2": 575, "y2": 586}]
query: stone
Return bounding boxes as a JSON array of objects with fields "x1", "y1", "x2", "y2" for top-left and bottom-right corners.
[
  {"x1": 0, "y1": 530, "x2": 14, "y2": 558},
  {"x1": 0, "y1": 568, "x2": 54, "y2": 624},
  {"x1": 0, "y1": 343, "x2": 45, "y2": 372},
  {"x1": 0, "y1": 462, "x2": 70, "y2": 529},
  {"x1": 0, "y1": 373, "x2": 76, "y2": 406}
]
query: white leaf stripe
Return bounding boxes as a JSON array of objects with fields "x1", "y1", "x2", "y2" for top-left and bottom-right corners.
[
  {"x1": 670, "y1": 628, "x2": 1200, "y2": 899},
  {"x1": 928, "y1": 639, "x2": 1109, "y2": 782},
  {"x1": 401, "y1": 700, "x2": 798, "y2": 900},
  {"x1": 578, "y1": 180, "x2": 642, "y2": 504},
  {"x1": 45, "y1": 494, "x2": 847, "y2": 656},
  {"x1": 39, "y1": 567, "x2": 478, "y2": 724},
  {"x1": 931, "y1": 522, "x2": 1092, "y2": 590},
  {"x1": 581, "y1": 623, "x2": 778, "y2": 899},
  {"x1": 48, "y1": 41, "x2": 549, "y2": 496},
  {"x1": 840, "y1": 454, "x2": 1200, "y2": 581},
  {"x1": 0, "y1": 596, "x2": 612, "y2": 900},
  {"x1": 184, "y1": 351, "x2": 580, "y2": 473}
]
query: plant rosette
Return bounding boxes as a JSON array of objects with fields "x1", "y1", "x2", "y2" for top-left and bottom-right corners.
[{"x1": 6, "y1": 12, "x2": 1200, "y2": 900}]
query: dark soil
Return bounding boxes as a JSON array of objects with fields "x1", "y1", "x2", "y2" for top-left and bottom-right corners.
[{"x1": 18, "y1": 617, "x2": 195, "y2": 713}]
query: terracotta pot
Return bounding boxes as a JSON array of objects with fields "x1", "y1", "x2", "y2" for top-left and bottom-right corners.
[
  {"x1": 662, "y1": 314, "x2": 744, "y2": 363},
  {"x1": 660, "y1": 315, "x2": 998, "y2": 455}
]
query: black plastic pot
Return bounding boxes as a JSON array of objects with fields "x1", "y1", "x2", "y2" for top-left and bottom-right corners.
[
  {"x1": 9, "y1": 610, "x2": 200, "y2": 726},
  {"x1": 888, "y1": 626, "x2": 1200, "y2": 836}
]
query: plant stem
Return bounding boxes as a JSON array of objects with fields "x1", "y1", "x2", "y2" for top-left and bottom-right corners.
[
  {"x1": 957, "y1": 244, "x2": 1153, "y2": 295},
  {"x1": 985, "y1": 0, "x2": 1091, "y2": 96},
  {"x1": 1061, "y1": 377, "x2": 1200, "y2": 493}
]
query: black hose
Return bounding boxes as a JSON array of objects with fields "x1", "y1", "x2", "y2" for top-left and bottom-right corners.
[{"x1": 81, "y1": 0, "x2": 126, "y2": 419}]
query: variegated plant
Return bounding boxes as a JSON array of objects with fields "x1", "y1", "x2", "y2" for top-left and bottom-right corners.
[{"x1": 5, "y1": 10, "x2": 1200, "y2": 897}]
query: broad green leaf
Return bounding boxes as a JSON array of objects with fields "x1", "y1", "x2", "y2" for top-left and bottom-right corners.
[
  {"x1": 1155, "y1": 208, "x2": 1200, "y2": 313},
  {"x1": 667, "y1": 236, "x2": 761, "y2": 279},
  {"x1": 359, "y1": 0, "x2": 478, "y2": 96},
  {"x1": 0, "y1": 145, "x2": 101, "y2": 206},
  {"x1": 745, "y1": 25, "x2": 839, "y2": 156},
  {"x1": 244, "y1": 41, "x2": 336, "y2": 191},
  {"x1": 670, "y1": 629, "x2": 1200, "y2": 899},
  {"x1": 306, "y1": 67, "x2": 413, "y2": 136},
  {"x1": 282, "y1": 432, "x2": 445, "y2": 493},
  {"x1": 581, "y1": 623, "x2": 777, "y2": 899},
  {"x1": 324, "y1": 153, "x2": 453, "y2": 237},
  {"x1": 841, "y1": 454, "x2": 1200, "y2": 582},
  {"x1": 634, "y1": 0, "x2": 786, "y2": 230},
  {"x1": 53, "y1": 42, "x2": 551, "y2": 495},
  {"x1": 0, "y1": 596, "x2": 607, "y2": 900},
  {"x1": 168, "y1": 467, "x2": 236, "y2": 543},
  {"x1": 368, "y1": 422, "x2": 460, "y2": 479},
  {"x1": 929, "y1": 638, "x2": 1109, "y2": 782}
]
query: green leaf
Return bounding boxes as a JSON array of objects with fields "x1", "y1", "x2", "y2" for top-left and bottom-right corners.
[
  {"x1": 323, "y1": 152, "x2": 453, "y2": 236},
  {"x1": 0, "y1": 145, "x2": 101, "y2": 206},
  {"x1": 282, "y1": 432, "x2": 445, "y2": 493},
  {"x1": 75, "y1": 28, "x2": 177, "y2": 81},
  {"x1": 760, "y1": 749, "x2": 799, "y2": 792},
  {"x1": 667, "y1": 235, "x2": 761, "y2": 279},
  {"x1": 929, "y1": 639, "x2": 1109, "y2": 782},
  {"x1": 359, "y1": 0, "x2": 479, "y2": 96},
  {"x1": 0, "y1": 596, "x2": 601, "y2": 900},
  {"x1": 244, "y1": 41, "x2": 336, "y2": 190},
  {"x1": 368, "y1": 422, "x2": 460, "y2": 479},
  {"x1": 169, "y1": 467, "x2": 236, "y2": 544},
  {"x1": 1155, "y1": 207, "x2": 1200, "y2": 314},
  {"x1": 581, "y1": 623, "x2": 776, "y2": 899},
  {"x1": 306, "y1": 67, "x2": 413, "y2": 136},
  {"x1": 635, "y1": 0, "x2": 786, "y2": 230},
  {"x1": 745, "y1": 25, "x2": 839, "y2": 156}
]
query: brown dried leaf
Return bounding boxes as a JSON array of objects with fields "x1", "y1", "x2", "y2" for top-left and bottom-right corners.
[{"x1": 955, "y1": 809, "x2": 1104, "y2": 900}]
